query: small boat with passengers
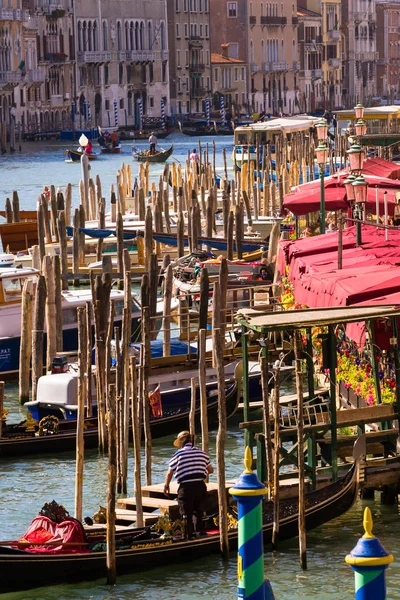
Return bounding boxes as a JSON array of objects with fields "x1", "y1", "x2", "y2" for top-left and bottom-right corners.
[{"x1": 132, "y1": 144, "x2": 174, "y2": 163}]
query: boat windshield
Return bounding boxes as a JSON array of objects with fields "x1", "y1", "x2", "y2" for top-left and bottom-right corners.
[{"x1": 2, "y1": 274, "x2": 38, "y2": 303}]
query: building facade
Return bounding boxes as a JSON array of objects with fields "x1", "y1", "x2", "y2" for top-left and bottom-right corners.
[
  {"x1": 342, "y1": 0, "x2": 378, "y2": 106},
  {"x1": 376, "y1": 2, "x2": 400, "y2": 102},
  {"x1": 167, "y1": 0, "x2": 211, "y2": 117},
  {"x1": 297, "y1": 5, "x2": 323, "y2": 113},
  {"x1": 211, "y1": 44, "x2": 246, "y2": 117},
  {"x1": 75, "y1": 0, "x2": 169, "y2": 128}
]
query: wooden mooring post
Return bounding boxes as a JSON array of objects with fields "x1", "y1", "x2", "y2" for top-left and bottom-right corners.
[
  {"x1": 294, "y1": 330, "x2": 307, "y2": 570},
  {"x1": 19, "y1": 280, "x2": 33, "y2": 404},
  {"x1": 106, "y1": 383, "x2": 117, "y2": 585}
]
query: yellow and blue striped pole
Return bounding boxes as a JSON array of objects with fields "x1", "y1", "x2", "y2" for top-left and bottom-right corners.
[
  {"x1": 345, "y1": 507, "x2": 394, "y2": 599},
  {"x1": 230, "y1": 447, "x2": 274, "y2": 600}
]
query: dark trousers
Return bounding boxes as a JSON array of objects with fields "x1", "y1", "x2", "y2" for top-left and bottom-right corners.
[
  {"x1": 150, "y1": 143, "x2": 156, "y2": 154},
  {"x1": 177, "y1": 480, "x2": 207, "y2": 539}
]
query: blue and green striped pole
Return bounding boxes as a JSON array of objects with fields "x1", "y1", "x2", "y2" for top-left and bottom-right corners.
[
  {"x1": 230, "y1": 447, "x2": 275, "y2": 600},
  {"x1": 345, "y1": 507, "x2": 394, "y2": 599}
]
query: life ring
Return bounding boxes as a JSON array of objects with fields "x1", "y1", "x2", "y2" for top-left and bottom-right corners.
[{"x1": 38, "y1": 415, "x2": 59, "y2": 436}]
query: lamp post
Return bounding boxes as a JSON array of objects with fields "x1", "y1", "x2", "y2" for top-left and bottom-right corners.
[
  {"x1": 352, "y1": 175, "x2": 368, "y2": 246},
  {"x1": 315, "y1": 118, "x2": 329, "y2": 234}
]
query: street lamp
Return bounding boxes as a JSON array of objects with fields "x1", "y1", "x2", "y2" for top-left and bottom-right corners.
[
  {"x1": 352, "y1": 175, "x2": 368, "y2": 246},
  {"x1": 315, "y1": 119, "x2": 329, "y2": 234},
  {"x1": 347, "y1": 143, "x2": 365, "y2": 173},
  {"x1": 344, "y1": 174, "x2": 356, "y2": 202},
  {"x1": 354, "y1": 119, "x2": 367, "y2": 137},
  {"x1": 354, "y1": 103, "x2": 365, "y2": 120}
]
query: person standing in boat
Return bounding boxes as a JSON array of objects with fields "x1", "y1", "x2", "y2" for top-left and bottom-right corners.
[
  {"x1": 190, "y1": 147, "x2": 200, "y2": 174},
  {"x1": 164, "y1": 431, "x2": 214, "y2": 540},
  {"x1": 149, "y1": 132, "x2": 158, "y2": 155},
  {"x1": 84, "y1": 139, "x2": 93, "y2": 155}
]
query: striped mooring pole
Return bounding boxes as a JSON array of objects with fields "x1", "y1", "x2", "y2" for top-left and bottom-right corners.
[
  {"x1": 220, "y1": 94, "x2": 226, "y2": 123},
  {"x1": 229, "y1": 447, "x2": 275, "y2": 600},
  {"x1": 137, "y1": 98, "x2": 143, "y2": 131},
  {"x1": 345, "y1": 507, "x2": 394, "y2": 600},
  {"x1": 161, "y1": 98, "x2": 166, "y2": 129},
  {"x1": 113, "y1": 98, "x2": 119, "y2": 127},
  {"x1": 205, "y1": 96, "x2": 211, "y2": 126}
]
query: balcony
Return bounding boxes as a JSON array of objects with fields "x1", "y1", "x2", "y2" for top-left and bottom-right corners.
[
  {"x1": 25, "y1": 68, "x2": 46, "y2": 83},
  {"x1": 192, "y1": 86, "x2": 206, "y2": 98},
  {"x1": 328, "y1": 57, "x2": 340, "y2": 69},
  {"x1": 355, "y1": 51, "x2": 378, "y2": 61},
  {"x1": 46, "y1": 52, "x2": 68, "y2": 63},
  {"x1": 328, "y1": 29, "x2": 341, "y2": 41},
  {"x1": 0, "y1": 72, "x2": 22, "y2": 87},
  {"x1": 50, "y1": 94, "x2": 64, "y2": 107},
  {"x1": 189, "y1": 35, "x2": 203, "y2": 47},
  {"x1": 13, "y1": 8, "x2": 30, "y2": 20},
  {"x1": 260, "y1": 16, "x2": 287, "y2": 26},
  {"x1": 268, "y1": 61, "x2": 289, "y2": 72},
  {"x1": 292, "y1": 17, "x2": 298, "y2": 25},
  {"x1": 354, "y1": 11, "x2": 368, "y2": 22},
  {"x1": 311, "y1": 68, "x2": 322, "y2": 78},
  {"x1": 250, "y1": 62, "x2": 258, "y2": 74},
  {"x1": 120, "y1": 51, "x2": 156, "y2": 62},
  {"x1": 249, "y1": 15, "x2": 256, "y2": 26},
  {"x1": 0, "y1": 8, "x2": 14, "y2": 19},
  {"x1": 189, "y1": 63, "x2": 205, "y2": 73},
  {"x1": 77, "y1": 51, "x2": 111, "y2": 63},
  {"x1": 293, "y1": 60, "x2": 300, "y2": 71},
  {"x1": 305, "y1": 40, "x2": 319, "y2": 51}
]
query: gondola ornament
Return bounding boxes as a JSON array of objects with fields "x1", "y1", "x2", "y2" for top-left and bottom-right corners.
[
  {"x1": 345, "y1": 507, "x2": 394, "y2": 600},
  {"x1": 229, "y1": 447, "x2": 275, "y2": 600}
]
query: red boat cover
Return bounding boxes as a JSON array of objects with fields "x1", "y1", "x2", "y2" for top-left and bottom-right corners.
[{"x1": 17, "y1": 515, "x2": 89, "y2": 554}]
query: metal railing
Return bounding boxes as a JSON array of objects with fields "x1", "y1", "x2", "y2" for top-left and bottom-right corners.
[
  {"x1": 279, "y1": 400, "x2": 330, "y2": 429},
  {"x1": 77, "y1": 51, "x2": 112, "y2": 63}
]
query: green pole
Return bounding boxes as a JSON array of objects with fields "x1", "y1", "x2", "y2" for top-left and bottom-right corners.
[
  {"x1": 391, "y1": 316, "x2": 400, "y2": 417},
  {"x1": 320, "y1": 164, "x2": 325, "y2": 234},
  {"x1": 241, "y1": 325, "x2": 250, "y2": 448},
  {"x1": 355, "y1": 204, "x2": 362, "y2": 246},
  {"x1": 328, "y1": 325, "x2": 338, "y2": 481},
  {"x1": 306, "y1": 327, "x2": 315, "y2": 400},
  {"x1": 368, "y1": 320, "x2": 382, "y2": 405}
]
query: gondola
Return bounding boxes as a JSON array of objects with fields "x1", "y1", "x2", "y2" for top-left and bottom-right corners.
[
  {"x1": 119, "y1": 127, "x2": 174, "y2": 141},
  {"x1": 66, "y1": 149, "x2": 99, "y2": 162},
  {"x1": 0, "y1": 377, "x2": 238, "y2": 457},
  {"x1": 178, "y1": 120, "x2": 233, "y2": 136},
  {"x1": 132, "y1": 144, "x2": 174, "y2": 163},
  {"x1": 99, "y1": 144, "x2": 122, "y2": 154},
  {"x1": 0, "y1": 462, "x2": 358, "y2": 592}
]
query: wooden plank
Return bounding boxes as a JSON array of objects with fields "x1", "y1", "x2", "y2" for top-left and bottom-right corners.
[
  {"x1": 117, "y1": 496, "x2": 178, "y2": 509},
  {"x1": 336, "y1": 404, "x2": 395, "y2": 424}
]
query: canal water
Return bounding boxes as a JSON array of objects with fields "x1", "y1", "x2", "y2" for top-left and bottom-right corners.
[{"x1": 0, "y1": 135, "x2": 400, "y2": 599}]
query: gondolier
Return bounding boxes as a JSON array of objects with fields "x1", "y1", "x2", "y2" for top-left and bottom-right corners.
[
  {"x1": 149, "y1": 132, "x2": 158, "y2": 154},
  {"x1": 164, "y1": 430, "x2": 213, "y2": 540}
]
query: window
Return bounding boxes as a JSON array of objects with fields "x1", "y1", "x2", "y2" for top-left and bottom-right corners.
[
  {"x1": 205, "y1": 24, "x2": 209, "y2": 38},
  {"x1": 241, "y1": 67, "x2": 245, "y2": 80},
  {"x1": 206, "y1": 76, "x2": 210, "y2": 89},
  {"x1": 149, "y1": 96, "x2": 154, "y2": 108},
  {"x1": 149, "y1": 62, "x2": 154, "y2": 82},
  {"x1": 185, "y1": 49, "x2": 189, "y2": 65},
  {"x1": 227, "y1": 2, "x2": 237, "y2": 17},
  {"x1": 183, "y1": 0, "x2": 188, "y2": 11},
  {"x1": 177, "y1": 49, "x2": 181, "y2": 66},
  {"x1": 234, "y1": 67, "x2": 238, "y2": 81},
  {"x1": 117, "y1": 21, "x2": 122, "y2": 50},
  {"x1": 102, "y1": 21, "x2": 108, "y2": 51},
  {"x1": 162, "y1": 62, "x2": 167, "y2": 82},
  {"x1": 205, "y1": 49, "x2": 209, "y2": 64},
  {"x1": 184, "y1": 23, "x2": 188, "y2": 38},
  {"x1": 199, "y1": 24, "x2": 203, "y2": 37},
  {"x1": 119, "y1": 63, "x2": 123, "y2": 84},
  {"x1": 120, "y1": 98, "x2": 124, "y2": 109},
  {"x1": 204, "y1": 0, "x2": 208, "y2": 12},
  {"x1": 176, "y1": 23, "x2": 180, "y2": 38},
  {"x1": 178, "y1": 77, "x2": 181, "y2": 92},
  {"x1": 175, "y1": 0, "x2": 179, "y2": 11},
  {"x1": 214, "y1": 68, "x2": 218, "y2": 82},
  {"x1": 199, "y1": 0, "x2": 202, "y2": 10}
]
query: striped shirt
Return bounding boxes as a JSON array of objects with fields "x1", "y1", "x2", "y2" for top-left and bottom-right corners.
[{"x1": 169, "y1": 444, "x2": 210, "y2": 484}]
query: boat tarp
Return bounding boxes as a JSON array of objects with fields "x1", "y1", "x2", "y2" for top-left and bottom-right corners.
[
  {"x1": 131, "y1": 339, "x2": 197, "y2": 358},
  {"x1": 66, "y1": 227, "x2": 137, "y2": 240},
  {"x1": 17, "y1": 515, "x2": 89, "y2": 554}
]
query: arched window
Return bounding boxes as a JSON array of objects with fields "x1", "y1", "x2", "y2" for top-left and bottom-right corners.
[
  {"x1": 88, "y1": 21, "x2": 92, "y2": 51},
  {"x1": 160, "y1": 21, "x2": 165, "y2": 50},
  {"x1": 82, "y1": 21, "x2": 87, "y2": 51},
  {"x1": 125, "y1": 22, "x2": 129, "y2": 50},
  {"x1": 148, "y1": 21, "x2": 152, "y2": 50},
  {"x1": 117, "y1": 21, "x2": 122, "y2": 50},
  {"x1": 93, "y1": 21, "x2": 98, "y2": 51},
  {"x1": 139, "y1": 22, "x2": 144, "y2": 50},
  {"x1": 135, "y1": 22, "x2": 139, "y2": 50},
  {"x1": 77, "y1": 21, "x2": 82, "y2": 52},
  {"x1": 250, "y1": 40, "x2": 254, "y2": 63},
  {"x1": 102, "y1": 21, "x2": 108, "y2": 51},
  {"x1": 130, "y1": 22, "x2": 134, "y2": 50}
]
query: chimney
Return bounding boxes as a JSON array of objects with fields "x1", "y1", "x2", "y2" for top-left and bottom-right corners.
[{"x1": 221, "y1": 43, "x2": 229, "y2": 59}]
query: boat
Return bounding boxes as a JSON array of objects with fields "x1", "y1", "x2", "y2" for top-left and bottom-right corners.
[
  {"x1": 0, "y1": 462, "x2": 358, "y2": 592},
  {"x1": 0, "y1": 362, "x2": 240, "y2": 457},
  {"x1": 132, "y1": 145, "x2": 174, "y2": 163},
  {"x1": 119, "y1": 127, "x2": 174, "y2": 141},
  {"x1": 66, "y1": 149, "x2": 99, "y2": 162},
  {"x1": 178, "y1": 120, "x2": 233, "y2": 136},
  {"x1": 233, "y1": 115, "x2": 320, "y2": 167},
  {"x1": 0, "y1": 266, "x2": 168, "y2": 377},
  {"x1": 99, "y1": 144, "x2": 122, "y2": 154}
]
